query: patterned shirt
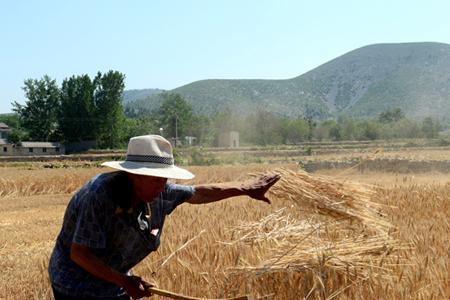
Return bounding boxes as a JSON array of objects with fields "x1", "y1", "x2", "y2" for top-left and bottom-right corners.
[{"x1": 48, "y1": 171, "x2": 195, "y2": 298}]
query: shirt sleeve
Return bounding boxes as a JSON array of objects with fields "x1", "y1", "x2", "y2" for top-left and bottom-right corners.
[
  {"x1": 72, "y1": 189, "x2": 110, "y2": 249},
  {"x1": 162, "y1": 184, "x2": 195, "y2": 216}
]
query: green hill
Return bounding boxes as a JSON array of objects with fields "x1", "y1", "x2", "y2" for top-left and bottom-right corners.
[
  {"x1": 122, "y1": 88, "x2": 165, "y2": 103},
  {"x1": 125, "y1": 42, "x2": 450, "y2": 119}
]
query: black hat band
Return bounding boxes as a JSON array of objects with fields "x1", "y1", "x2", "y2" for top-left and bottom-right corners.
[{"x1": 126, "y1": 154, "x2": 174, "y2": 165}]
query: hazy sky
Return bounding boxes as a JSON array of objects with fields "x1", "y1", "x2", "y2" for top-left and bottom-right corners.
[{"x1": 1, "y1": 0, "x2": 449, "y2": 113}]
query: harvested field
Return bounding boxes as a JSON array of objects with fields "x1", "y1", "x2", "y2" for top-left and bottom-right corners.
[
  {"x1": 1, "y1": 164, "x2": 450, "y2": 299},
  {"x1": 202, "y1": 145, "x2": 450, "y2": 173},
  {"x1": 302, "y1": 157, "x2": 450, "y2": 173}
]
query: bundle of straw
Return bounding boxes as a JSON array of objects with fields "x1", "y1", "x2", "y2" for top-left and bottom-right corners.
[
  {"x1": 225, "y1": 168, "x2": 406, "y2": 279},
  {"x1": 226, "y1": 210, "x2": 407, "y2": 280},
  {"x1": 260, "y1": 168, "x2": 392, "y2": 233}
]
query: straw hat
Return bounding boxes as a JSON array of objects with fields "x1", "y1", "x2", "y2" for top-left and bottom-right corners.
[{"x1": 102, "y1": 135, "x2": 194, "y2": 179}]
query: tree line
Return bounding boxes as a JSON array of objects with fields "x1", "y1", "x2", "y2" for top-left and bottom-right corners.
[
  {"x1": 7, "y1": 73, "x2": 208, "y2": 149},
  {"x1": 5, "y1": 72, "x2": 444, "y2": 149},
  {"x1": 125, "y1": 104, "x2": 443, "y2": 146},
  {"x1": 10, "y1": 72, "x2": 126, "y2": 148}
]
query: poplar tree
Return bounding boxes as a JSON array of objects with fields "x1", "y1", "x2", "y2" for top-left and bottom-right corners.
[
  {"x1": 12, "y1": 75, "x2": 60, "y2": 141},
  {"x1": 94, "y1": 71, "x2": 126, "y2": 148},
  {"x1": 59, "y1": 75, "x2": 96, "y2": 142}
]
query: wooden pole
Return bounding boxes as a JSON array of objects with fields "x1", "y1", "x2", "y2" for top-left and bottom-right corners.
[{"x1": 149, "y1": 287, "x2": 251, "y2": 300}]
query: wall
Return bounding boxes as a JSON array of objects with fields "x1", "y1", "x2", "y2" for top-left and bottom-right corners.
[
  {"x1": 13, "y1": 146, "x2": 64, "y2": 156},
  {"x1": 1, "y1": 144, "x2": 14, "y2": 156}
]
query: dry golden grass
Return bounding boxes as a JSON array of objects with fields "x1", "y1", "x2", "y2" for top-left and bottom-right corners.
[{"x1": 1, "y1": 164, "x2": 450, "y2": 299}]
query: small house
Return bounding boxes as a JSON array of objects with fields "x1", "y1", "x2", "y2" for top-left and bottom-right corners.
[
  {"x1": 0, "y1": 139, "x2": 13, "y2": 156},
  {"x1": 15, "y1": 142, "x2": 65, "y2": 156},
  {"x1": 185, "y1": 136, "x2": 197, "y2": 146},
  {"x1": 0, "y1": 122, "x2": 11, "y2": 139},
  {"x1": 218, "y1": 131, "x2": 239, "y2": 148}
]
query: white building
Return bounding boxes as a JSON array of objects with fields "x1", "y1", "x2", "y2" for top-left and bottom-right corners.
[
  {"x1": 218, "y1": 131, "x2": 239, "y2": 148},
  {"x1": 16, "y1": 142, "x2": 64, "y2": 156},
  {"x1": 0, "y1": 141, "x2": 65, "y2": 156},
  {"x1": 185, "y1": 136, "x2": 197, "y2": 146}
]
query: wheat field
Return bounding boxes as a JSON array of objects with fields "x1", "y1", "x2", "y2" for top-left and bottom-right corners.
[{"x1": 1, "y1": 163, "x2": 450, "y2": 299}]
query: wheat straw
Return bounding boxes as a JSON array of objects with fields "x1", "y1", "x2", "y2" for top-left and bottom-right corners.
[
  {"x1": 226, "y1": 168, "x2": 405, "y2": 280},
  {"x1": 261, "y1": 168, "x2": 391, "y2": 232}
]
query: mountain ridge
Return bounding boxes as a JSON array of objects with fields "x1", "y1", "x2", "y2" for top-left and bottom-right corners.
[
  {"x1": 125, "y1": 42, "x2": 450, "y2": 119},
  {"x1": 122, "y1": 88, "x2": 165, "y2": 103}
]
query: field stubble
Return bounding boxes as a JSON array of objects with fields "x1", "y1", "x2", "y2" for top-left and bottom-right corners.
[{"x1": 1, "y1": 163, "x2": 450, "y2": 299}]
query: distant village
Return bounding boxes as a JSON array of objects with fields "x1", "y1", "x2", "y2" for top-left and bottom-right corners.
[
  {"x1": 0, "y1": 122, "x2": 240, "y2": 157},
  {"x1": 0, "y1": 122, "x2": 65, "y2": 156}
]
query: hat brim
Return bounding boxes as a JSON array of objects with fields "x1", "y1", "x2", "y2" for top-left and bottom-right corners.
[{"x1": 101, "y1": 161, "x2": 195, "y2": 180}]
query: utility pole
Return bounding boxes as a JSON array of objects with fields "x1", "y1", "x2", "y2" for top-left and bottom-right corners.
[{"x1": 174, "y1": 113, "x2": 178, "y2": 147}]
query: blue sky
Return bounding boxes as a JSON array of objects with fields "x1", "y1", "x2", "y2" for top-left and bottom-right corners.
[{"x1": 1, "y1": 0, "x2": 449, "y2": 113}]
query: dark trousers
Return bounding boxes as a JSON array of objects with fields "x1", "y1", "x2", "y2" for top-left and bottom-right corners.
[{"x1": 52, "y1": 285, "x2": 131, "y2": 300}]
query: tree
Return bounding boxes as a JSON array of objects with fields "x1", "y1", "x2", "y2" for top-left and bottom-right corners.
[
  {"x1": 314, "y1": 120, "x2": 337, "y2": 141},
  {"x1": 158, "y1": 93, "x2": 193, "y2": 144},
  {"x1": 7, "y1": 128, "x2": 29, "y2": 144},
  {"x1": 59, "y1": 75, "x2": 96, "y2": 142},
  {"x1": 122, "y1": 116, "x2": 159, "y2": 142},
  {"x1": 338, "y1": 117, "x2": 357, "y2": 140},
  {"x1": 378, "y1": 108, "x2": 404, "y2": 123},
  {"x1": 388, "y1": 119, "x2": 421, "y2": 139},
  {"x1": 279, "y1": 117, "x2": 309, "y2": 144},
  {"x1": 0, "y1": 114, "x2": 20, "y2": 129},
  {"x1": 94, "y1": 71, "x2": 126, "y2": 148},
  {"x1": 247, "y1": 109, "x2": 282, "y2": 145},
  {"x1": 360, "y1": 120, "x2": 380, "y2": 140},
  {"x1": 12, "y1": 75, "x2": 60, "y2": 141},
  {"x1": 422, "y1": 117, "x2": 441, "y2": 139},
  {"x1": 329, "y1": 123, "x2": 342, "y2": 141},
  {"x1": 304, "y1": 108, "x2": 317, "y2": 141},
  {"x1": 186, "y1": 115, "x2": 212, "y2": 145}
]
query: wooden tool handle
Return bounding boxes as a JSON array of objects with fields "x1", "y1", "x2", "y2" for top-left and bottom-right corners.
[{"x1": 149, "y1": 287, "x2": 250, "y2": 300}]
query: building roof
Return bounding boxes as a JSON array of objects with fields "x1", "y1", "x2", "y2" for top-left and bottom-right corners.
[
  {"x1": 0, "y1": 122, "x2": 11, "y2": 131},
  {"x1": 0, "y1": 138, "x2": 9, "y2": 145},
  {"x1": 20, "y1": 142, "x2": 62, "y2": 148}
]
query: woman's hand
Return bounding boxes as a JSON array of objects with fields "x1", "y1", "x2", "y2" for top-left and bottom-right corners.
[
  {"x1": 244, "y1": 174, "x2": 281, "y2": 204},
  {"x1": 121, "y1": 275, "x2": 155, "y2": 299}
]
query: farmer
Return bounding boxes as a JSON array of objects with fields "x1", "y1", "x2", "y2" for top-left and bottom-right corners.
[{"x1": 48, "y1": 135, "x2": 280, "y2": 300}]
